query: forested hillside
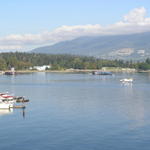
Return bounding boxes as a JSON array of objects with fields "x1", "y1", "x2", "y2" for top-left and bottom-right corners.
[{"x1": 0, "y1": 52, "x2": 149, "y2": 70}]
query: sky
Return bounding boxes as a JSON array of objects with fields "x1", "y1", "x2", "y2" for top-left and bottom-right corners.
[{"x1": 0, "y1": 0, "x2": 150, "y2": 51}]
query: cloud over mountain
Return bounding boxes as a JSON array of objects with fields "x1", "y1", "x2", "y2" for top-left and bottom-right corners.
[{"x1": 0, "y1": 7, "x2": 150, "y2": 51}]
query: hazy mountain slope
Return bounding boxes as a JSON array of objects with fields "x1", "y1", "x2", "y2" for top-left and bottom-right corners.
[{"x1": 31, "y1": 32, "x2": 150, "y2": 60}]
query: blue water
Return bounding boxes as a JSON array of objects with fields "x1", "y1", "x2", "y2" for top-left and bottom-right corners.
[{"x1": 0, "y1": 72, "x2": 150, "y2": 150}]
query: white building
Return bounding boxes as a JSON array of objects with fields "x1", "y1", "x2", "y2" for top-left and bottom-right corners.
[{"x1": 31, "y1": 65, "x2": 51, "y2": 71}]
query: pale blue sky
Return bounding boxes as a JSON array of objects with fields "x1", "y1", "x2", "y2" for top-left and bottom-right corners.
[
  {"x1": 0, "y1": 0, "x2": 150, "y2": 35},
  {"x1": 0, "y1": 0, "x2": 150, "y2": 51}
]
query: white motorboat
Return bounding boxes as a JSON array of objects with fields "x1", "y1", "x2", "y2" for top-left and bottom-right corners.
[
  {"x1": 120, "y1": 78, "x2": 133, "y2": 83},
  {"x1": 0, "y1": 93, "x2": 14, "y2": 100},
  {"x1": 0, "y1": 92, "x2": 29, "y2": 109},
  {"x1": 0, "y1": 93, "x2": 16, "y2": 103}
]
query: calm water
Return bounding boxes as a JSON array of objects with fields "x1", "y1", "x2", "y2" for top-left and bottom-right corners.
[{"x1": 0, "y1": 72, "x2": 150, "y2": 150}]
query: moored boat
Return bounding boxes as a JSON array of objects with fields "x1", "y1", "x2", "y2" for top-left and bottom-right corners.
[
  {"x1": 4, "y1": 67, "x2": 16, "y2": 75},
  {"x1": 92, "y1": 71, "x2": 112, "y2": 75},
  {"x1": 0, "y1": 92, "x2": 29, "y2": 109},
  {"x1": 120, "y1": 78, "x2": 133, "y2": 83},
  {"x1": 4, "y1": 71, "x2": 15, "y2": 75}
]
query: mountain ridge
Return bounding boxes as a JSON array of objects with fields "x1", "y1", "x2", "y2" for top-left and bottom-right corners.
[{"x1": 31, "y1": 32, "x2": 150, "y2": 60}]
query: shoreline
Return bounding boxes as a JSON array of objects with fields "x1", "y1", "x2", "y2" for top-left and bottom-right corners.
[
  {"x1": 2, "y1": 67, "x2": 150, "y2": 74},
  {"x1": 12, "y1": 68, "x2": 150, "y2": 74}
]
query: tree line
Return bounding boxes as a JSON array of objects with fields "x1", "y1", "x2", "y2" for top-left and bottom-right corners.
[{"x1": 0, "y1": 52, "x2": 150, "y2": 70}]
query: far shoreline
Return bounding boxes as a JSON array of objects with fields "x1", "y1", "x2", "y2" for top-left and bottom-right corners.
[{"x1": 6, "y1": 67, "x2": 150, "y2": 74}]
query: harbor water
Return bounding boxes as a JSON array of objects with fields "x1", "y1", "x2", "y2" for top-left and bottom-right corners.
[{"x1": 0, "y1": 72, "x2": 150, "y2": 150}]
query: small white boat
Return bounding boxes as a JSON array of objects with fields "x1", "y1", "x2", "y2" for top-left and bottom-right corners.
[
  {"x1": 0, "y1": 92, "x2": 29, "y2": 109},
  {"x1": 120, "y1": 78, "x2": 133, "y2": 83},
  {"x1": 0, "y1": 93, "x2": 14, "y2": 100}
]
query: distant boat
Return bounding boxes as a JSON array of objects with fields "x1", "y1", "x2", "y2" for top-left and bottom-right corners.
[
  {"x1": 4, "y1": 67, "x2": 15, "y2": 75},
  {"x1": 120, "y1": 78, "x2": 133, "y2": 83},
  {"x1": 4, "y1": 71, "x2": 15, "y2": 75},
  {"x1": 92, "y1": 71, "x2": 112, "y2": 75}
]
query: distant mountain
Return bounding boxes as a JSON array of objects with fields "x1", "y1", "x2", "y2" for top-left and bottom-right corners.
[{"x1": 31, "y1": 32, "x2": 150, "y2": 60}]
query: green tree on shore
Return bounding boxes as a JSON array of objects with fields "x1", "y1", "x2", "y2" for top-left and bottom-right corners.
[{"x1": 0, "y1": 52, "x2": 149, "y2": 71}]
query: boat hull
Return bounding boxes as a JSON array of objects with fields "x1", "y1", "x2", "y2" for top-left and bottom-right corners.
[
  {"x1": 0, "y1": 102, "x2": 13, "y2": 109},
  {"x1": 92, "y1": 71, "x2": 112, "y2": 75}
]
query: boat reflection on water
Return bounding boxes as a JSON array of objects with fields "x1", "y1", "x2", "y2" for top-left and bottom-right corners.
[
  {"x1": 121, "y1": 81, "x2": 133, "y2": 86},
  {"x1": 0, "y1": 108, "x2": 13, "y2": 116},
  {"x1": 16, "y1": 108, "x2": 26, "y2": 119},
  {"x1": 0, "y1": 108, "x2": 26, "y2": 118},
  {"x1": 22, "y1": 108, "x2": 25, "y2": 119}
]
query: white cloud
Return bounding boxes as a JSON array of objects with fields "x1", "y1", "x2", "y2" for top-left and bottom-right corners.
[
  {"x1": 123, "y1": 7, "x2": 147, "y2": 24},
  {"x1": 1, "y1": 7, "x2": 150, "y2": 51},
  {"x1": 0, "y1": 45, "x2": 23, "y2": 50}
]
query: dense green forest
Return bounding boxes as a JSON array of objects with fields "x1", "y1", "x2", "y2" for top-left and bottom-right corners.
[{"x1": 0, "y1": 52, "x2": 150, "y2": 70}]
